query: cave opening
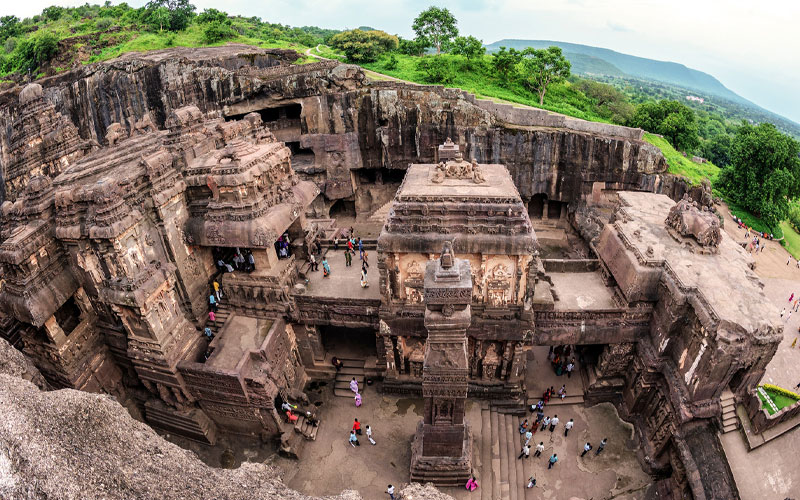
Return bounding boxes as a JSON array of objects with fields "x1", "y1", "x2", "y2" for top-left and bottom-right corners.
[
  {"x1": 286, "y1": 141, "x2": 316, "y2": 170},
  {"x1": 329, "y1": 199, "x2": 356, "y2": 219},
  {"x1": 53, "y1": 297, "x2": 82, "y2": 336},
  {"x1": 225, "y1": 102, "x2": 303, "y2": 125},
  {"x1": 529, "y1": 194, "x2": 547, "y2": 219}
]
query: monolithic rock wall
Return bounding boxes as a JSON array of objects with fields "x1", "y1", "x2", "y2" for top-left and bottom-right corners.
[
  {"x1": 0, "y1": 338, "x2": 452, "y2": 500},
  {"x1": 0, "y1": 45, "x2": 669, "y2": 208}
]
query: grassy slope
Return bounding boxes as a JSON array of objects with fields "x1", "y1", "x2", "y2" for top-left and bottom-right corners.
[
  {"x1": 643, "y1": 132, "x2": 719, "y2": 185},
  {"x1": 357, "y1": 52, "x2": 611, "y2": 123},
  {"x1": 758, "y1": 387, "x2": 799, "y2": 415}
]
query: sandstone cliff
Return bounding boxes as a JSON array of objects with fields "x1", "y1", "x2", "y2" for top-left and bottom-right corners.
[
  {"x1": 0, "y1": 44, "x2": 670, "y2": 212},
  {"x1": 0, "y1": 338, "x2": 452, "y2": 500}
]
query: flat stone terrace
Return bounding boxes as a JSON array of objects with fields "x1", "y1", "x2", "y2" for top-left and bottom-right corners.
[
  {"x1": 548, "y1": 271, "x2": 617, "y2": 310},
  {"x1": 397, "y1": 163, "x2": 522, "y2": 201},
  {"x1": 206, "y1": 316, "x2": 272, "y2": 370},
  {"x1": 303, "y1": 249, "x2": 380, "y2": 301},
  {"x1": 617, "y1": 192, "x2": 779, "y2": 331}
]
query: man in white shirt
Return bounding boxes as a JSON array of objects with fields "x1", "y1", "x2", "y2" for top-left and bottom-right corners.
[
  {"x1": 387, "y1": 484, "x2": 395, "y2": 500},
  {"x1": 564, "y1": 418, "x2": 574, "y2": 437},
  {"x1": 534, "y1": 441, "x2": 544, "y2": 457},
  {"x1": 549, "y1": 415, "x2": 559, "y2": 432}
]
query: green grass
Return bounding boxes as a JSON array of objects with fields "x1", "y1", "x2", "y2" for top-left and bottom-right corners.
[
  {"x1": 358, "y1": 53, "x2": 612, "y2": 123},
  {"x1": 86, "y1": 26, "x2": 309, "y2": 64},
  {"x1": 725, "y1": 199, "x2": 784, "y2": 239},
  {"x1": 643, "y1": 132, "x2": 720, "y2": 186},
  {"x1": 758, "y1": 386, "x2": 799, "y2": 415},
  {"x1": 779, "y1": 221, "x2": 800, "y2": 259},
  {"x1": 311, "y1": 45, "x2": 346, "y2": 62}
]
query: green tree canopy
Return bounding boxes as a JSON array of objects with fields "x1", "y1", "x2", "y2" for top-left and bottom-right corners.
[
  {"x1": 450, "y1": 35, "x2": 484, "y2": 60},
  {"x1": 397, "y1": 36, "x2": 427, "y2": 57},
  {"x1": 701, "y1": 133, "x2": 733, "y2": 166},
  {"x1": 0, "y1": 16, "x2": 22, "y2": 44},
  {"x1": 329, "y1": 29, "x2": 398, "y2": 63},
  {"x1": 519, "y1": 46, "x2": 571, "y2": 106},
  {"x1": 630, "y1": 100, "x2": 699, "y2": 152},
  {"x1": 196, "y1": 8, "x2": 228, "y2": 24},
  {"x1": 575, "y1": 80, "x2": 635, "y2": 124},
  {"x1": 718, "y1": 123, "x2": 800, "y2": 229},
  {"x1": 416, "y1": 55, "x2": 456, "y2": 84},
  {"x1": 143, "y1": 0, "x2": 195, "y2": 32},
  {"x1": 491, "y1": 46, "x2": 522, "y2": 83},
  {"x1": 412, "y1": 6, "x2": 458, "y2": 55}
]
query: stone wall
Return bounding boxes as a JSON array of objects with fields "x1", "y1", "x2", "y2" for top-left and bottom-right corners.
[
  {"x1": 0, "y1": 45, "x2": 668, "y2": 213},
  {"x1": 744, "y1": 389, "x2": 800, "y2": 434}
]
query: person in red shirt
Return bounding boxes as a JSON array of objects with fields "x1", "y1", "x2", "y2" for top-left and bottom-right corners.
[{"x1": 353, "y1": 418, "x2": 362, "y2": 435}]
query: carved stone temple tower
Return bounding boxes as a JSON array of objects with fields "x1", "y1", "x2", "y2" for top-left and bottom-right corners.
[{"x1": 409, "y1": 242, "x2": 473, "y2": 485}]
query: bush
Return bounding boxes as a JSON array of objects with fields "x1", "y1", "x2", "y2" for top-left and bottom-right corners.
[
  {"x1": 10, "y1": 31, "x2": 59, "y2": 73},
  {"x1": 416, "y1": 56, "x2": 456, "y2": 84},
  {"x1": 196, "y1": 8, "x2": 228, "y2": 24},
  {"x1": 329, "y1": 29, "x2": 398, "y2": 63},
  {"x1": 95, "y1": 18, "x2": 114, "y2": 31},
  {"x1": 4, "y1": 37, "x2": 16, "y2": 54},
  {"x1": 203, "y1": 20, "x2": 234, "y2": 43},
  {"x1": 383, "y1": 53, "x2": 398, "y2": 70}
]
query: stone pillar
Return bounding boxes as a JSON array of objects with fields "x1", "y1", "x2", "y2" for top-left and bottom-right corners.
[
  {"x1": 542, "y1": 199, "x2": 549, "y2": 220},
  {"x1": 410, "y1": 242, "x2": 473, "y2": 486}
]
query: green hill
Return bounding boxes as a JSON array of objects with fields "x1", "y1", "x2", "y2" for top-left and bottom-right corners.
[
  {"x1": 563, "y1": 52, "x2": 626, "y2": 77},
  {"x1": 485, "y1": 39, "x2": 742, "y2": 102}
]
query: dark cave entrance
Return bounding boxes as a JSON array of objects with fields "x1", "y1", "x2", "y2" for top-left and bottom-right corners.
[
  {"x1": 53, "y1": 297, "x2": 82, "y2": 336},
  {"x1": 320, "y1": 325, "x2": 377, "y2": 359},
  {"x1": 529, "y1": 194, "x2": 547, "y2": 219},
  {"x1": 329, "y1": 199, "x2": 356, "y2": 219},
  {"x1": 286, "y1": 141, "x2": 316, "y2": 170}
]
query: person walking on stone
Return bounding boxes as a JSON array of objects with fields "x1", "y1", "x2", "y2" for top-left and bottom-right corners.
[
  {"x1": 213, "y1": 280, "x2": 221, "y2": 301},
  {"x1": 350, "y1": 377, "x2": 359, "y2": 394},
  {"x1": 345, "y1": 249, "x2": 352, "y2": 267},
  {"x1": 366, "y1": 425, "x2": 376, "y2": 445},
  {"x1": 526, "y1": 476, "x2": 536, "y2": 488},
  {"x1": 517, "y1": 444, "x2": 530, "y2": 459},
  {"x1": 566, "y1": 360, "x2": 574, "y2": 378},
  {"x1": 564, "y1": 418, "x2": 574, "y2": 436},
  {"x1": 596, "y1": 438, "x2": 607, "y2": 455},
  {"x1": 209, "y1": 293, "x2": 217, "y2": 312},
  {"x1": 536, "y1": 407, "x2": 544, "y2": 425},
  {"x1": 534, "y1": 441, "x2": 544, "y2": 457},
  {"x1": 208, "y1": 310, "x2": 216, "y2": 328},
  {"x1": 387, "y1": 484, "x2": 395, "y2": 500},
  {"x1": 581, "y1": 442, "x2": 593, "y2": 457},
  {"x1": 540, "y1": 416, "x2": 550, "y2": 432},
  {"x1": 358, "y1": 238, "x2": 364, "y2": 260},
  {"x1": 310, "y1": 253, "x2": 318, "y2": 271},
  {"x1": 519, "y1": 419, "x2": 529, "y2": 434},
  {"x1": 360, "y1": 267, "x2": 369, "y2": 288},
  {"x1": 349, "y1": 430, "x2": 359, "y2": 447},
  {"x1": 322, "y1": 257, "x2": 331, "y2": 277},
  {"x1": 558, "y1": 385, "x2": 566, "y2": 400},
  {"x1": 524, "y1": 429, "x2": 533, "y2": 447},
  {"x1": 353, "y1": 418, "x2": 362, "y2": 435},
  {"x1": 548, "y1": 453, "x2": 558, "y2": 469},
  {"x1": 549, "y1": 415, "x2": 559, "y2": 432}
]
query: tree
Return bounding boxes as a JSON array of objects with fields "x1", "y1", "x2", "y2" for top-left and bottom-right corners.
[
  {"x1": 630, "y1": 100, "x2": 699, "y2": 152},
  {"x1": 328, "y1": 29, "x2": 398, "y2": 63},
  {"x1": 718, "y1": 123, "x2": 800, "y2": 229},
  {"x1": 196, "y1": 8, "x2": 228, "y2": 24},
  {"x1": 576, "y1": 80, "x2": 635, "y2": 124},
  {"x1": 491, "y1": 46, "x2": 522, "y2": 83},
  {"x1": 701, "y1": 133, "x2": 733, "y2": 166},
  {"x1": 519, "y1": 46, "x2": 571, "y2": 106},
  {"x1": 416, "y1": 56, "x2": 456, "y2": 84},
  {"x1": 412, "y1": 6, "x2": 458, "y2": 55},
  {"x1": 144, "y1": 0, "x2": 195, "y2": 32},
  {"x1": 0, "y1": 16, "x2": 22, "y2": 44},
  {"x1": 42, "y1": 6, "x2": 65, "y2": 21},
  {"x1": 398, "y1": 36, "x2": 427, "y2": 57},
  {"x1": 450, "y1": 35, "x2": 484, "y2": 60},
  {"x1": 203, "y1": 20, "x2": 234, "y2": 43}
]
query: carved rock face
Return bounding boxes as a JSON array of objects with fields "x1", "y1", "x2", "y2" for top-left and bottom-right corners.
[{"x1": 665, "y1": 196, "x2": 721, "y2": 249}]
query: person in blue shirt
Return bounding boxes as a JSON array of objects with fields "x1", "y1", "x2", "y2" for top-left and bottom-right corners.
[{"x1": 548, "y1": 453, "x2": 558, "y2": 469}]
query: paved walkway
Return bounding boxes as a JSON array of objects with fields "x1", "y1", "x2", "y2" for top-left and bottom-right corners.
[{"x1": 304, "y1": 249, "x2": 380, "y2": 300}]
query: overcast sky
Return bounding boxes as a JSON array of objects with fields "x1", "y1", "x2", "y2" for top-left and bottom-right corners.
[{"x1": 8, "y1": 0, "x2": 800, "y2": 124}]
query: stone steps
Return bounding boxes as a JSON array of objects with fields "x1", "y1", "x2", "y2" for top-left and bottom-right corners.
[
  {"x1": 205, "y1": 304, "x2": 231, "y2": 335},
  {"x1": 496, "y1": 408, "x2": 510, "y2": 500},
  {"x1": 490, "y1": 403, "x2": 502, "y2": 499},
  {"x1": 368, "y1": 199, "x2": 395, "y2": 224},
  {"x1": 504, "y1": 413, "x2": 519, "y2": 500},
  {"x1": 333, "y1": 359, "x2": 366, "y2": 397},
  {"x1": 527, "y1": 393, "x2": 584, "y2": 407},
  {"x1": 508, "y1": 413, "x2": 525, "y2": 500},
  {"x1": 720, "y1": 389, "x2": 738, "y2": 434},
  {"x1": 480, "y1": 405, "x2": 493, "y2": 500},
  {"x1": 293, "y1": 414, "x2": 320, "y2": 441}
]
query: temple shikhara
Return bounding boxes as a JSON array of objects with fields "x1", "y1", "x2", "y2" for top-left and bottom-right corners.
[{"x1": 0, "y1": 48, "x2": 787, "y2": 499}]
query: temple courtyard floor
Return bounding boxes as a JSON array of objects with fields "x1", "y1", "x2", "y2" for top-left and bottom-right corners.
[{"x1": 273, "y1": 359, "x2": 651, "y2": 499}]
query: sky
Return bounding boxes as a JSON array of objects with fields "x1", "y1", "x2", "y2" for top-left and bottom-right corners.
[{"x1": 7, "y1": 0, "x2": 800, "y2": 124}]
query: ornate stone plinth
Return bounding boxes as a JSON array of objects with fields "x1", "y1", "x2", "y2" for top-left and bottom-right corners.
[{"x1": 410, "y1": 421, "x2": 473, "y2": 486}]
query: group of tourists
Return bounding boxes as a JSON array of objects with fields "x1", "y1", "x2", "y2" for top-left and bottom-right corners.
[
  {"x1": 308, "y1": 228, "x2": 371, "y2": 287},
  {"x1": 214, "y1": 246, "x2": 257, "y2": 274},
  {"x1": 275, "y1": 233, "x2": 292, "y2": 259},
  {"x1": 782, "y1": 292, "x2": 800, "y2": 324},
  {"x1": 548, "y1": 345, "x2": 575, "y2": 378},
  {"x1": 281, "y1": 399, "x2": 319, "y2": 428},
  {"x1": 348, "y1": 418, "x2": 376, "y2": 446}
]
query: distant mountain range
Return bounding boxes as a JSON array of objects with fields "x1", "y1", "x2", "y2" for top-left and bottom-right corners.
[{"x1": 485, "y1": 39, "x2": 800, "y2": 138}]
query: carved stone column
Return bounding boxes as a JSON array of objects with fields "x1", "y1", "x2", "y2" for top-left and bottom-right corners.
[
  {"x1": 596, "y1": 342, "x2": 635, "y2": 378},
  {"x1": 410, "y1": 242, "x2": 473, "y2": 486}
]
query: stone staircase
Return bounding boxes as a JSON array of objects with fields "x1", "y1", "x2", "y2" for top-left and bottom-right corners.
[
  {"x1": 293, "y1": 413, "x2": 320, "y2": 441},
  {"x1": 333, "y1": 358, "x2": 366, "y2": 397},
  {"x1": 205, "y1": 303, "x2": 231, "y2": 336},
  {"x1": 720, "y1": 389, "x2": 738, "y2": 433},
  {"x1": 527, "y1": 393, "x2": 585, "y2": 407},
  {"x1": 368, "y1": 199, "x2": 394, "y2": 224}
]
